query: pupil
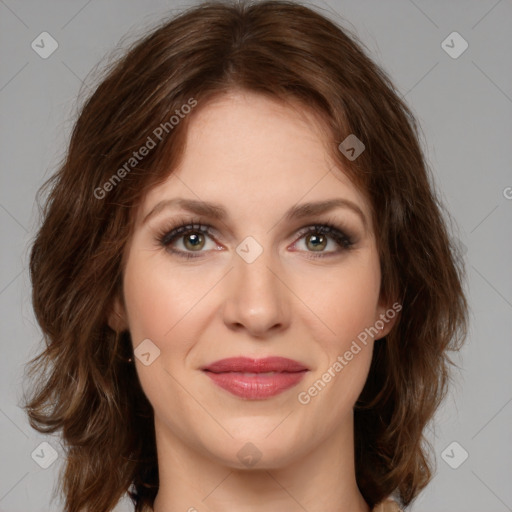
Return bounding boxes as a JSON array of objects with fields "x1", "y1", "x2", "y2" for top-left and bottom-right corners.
[
  {"x1": 186, "y1": 233, "x2": 203, "y2": 249},
  {"x1": 308, "y1": 234, "x2": 326, "y2": 251}
]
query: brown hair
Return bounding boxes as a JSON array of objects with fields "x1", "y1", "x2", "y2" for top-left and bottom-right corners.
[{"x1": 22, "y1": 1, "x2": 468, "y2": 511}]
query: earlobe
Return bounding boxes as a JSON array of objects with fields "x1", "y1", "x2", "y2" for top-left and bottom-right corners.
[
  {"x1": 107, "y1": 295, "x2": 128, "y2": 332},
  {"x1": 374, "y1": 299, "x2": 401, "y2": 340}
]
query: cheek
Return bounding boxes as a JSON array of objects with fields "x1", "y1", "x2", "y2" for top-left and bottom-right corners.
[
  {"x1": 121, "y1": 252, "x2": 203, "y2": 408},
  {"x1": 297, "y1": 251, "x2": 381, "y2": 342},
  {"x1": 122, "y1": 250, "x2": 209, "y2": 341},
  {"x1": 295, "y1": 254, "x2": 380, "y2": 405}
]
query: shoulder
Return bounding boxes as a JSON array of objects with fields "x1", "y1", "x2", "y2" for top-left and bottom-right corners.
[{"x1": 372, "y1": 498, "x2": 404, "y2": 512}]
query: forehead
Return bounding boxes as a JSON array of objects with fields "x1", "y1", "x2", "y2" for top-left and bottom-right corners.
[{"x1": 138, "y1": 90, "x2": 371, "y2": 226}]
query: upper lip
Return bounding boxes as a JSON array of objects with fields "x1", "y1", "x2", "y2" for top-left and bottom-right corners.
[{"x1": 201, "y1": 356, "x2": 308, "y2": 373}]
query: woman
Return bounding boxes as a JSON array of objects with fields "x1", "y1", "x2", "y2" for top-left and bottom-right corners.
[{"x1": 22, "y1": 1, "x2": 468, "y2": 511}]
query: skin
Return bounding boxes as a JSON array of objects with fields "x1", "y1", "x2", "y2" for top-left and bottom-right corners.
[{"x1": 109, "y1": 90, "x2": 397, "y2": 512}]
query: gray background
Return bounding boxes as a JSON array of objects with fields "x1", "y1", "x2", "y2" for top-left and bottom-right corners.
[{"x1": 1, "y1": 0, "x2": 511, "y2": 511}]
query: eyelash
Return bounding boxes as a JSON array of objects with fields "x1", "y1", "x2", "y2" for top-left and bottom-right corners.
[{"x1": 156, "y1": 217, "x2": 355, "y2": 260}]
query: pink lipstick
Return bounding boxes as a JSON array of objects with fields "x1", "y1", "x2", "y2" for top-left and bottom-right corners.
[{"x1": 202, "y1": 356, "x2": 308, "y2": 399}]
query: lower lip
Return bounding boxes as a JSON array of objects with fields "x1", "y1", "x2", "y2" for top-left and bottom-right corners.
[{"x1": 203, "y1": 371, "x2": 307, "y2": 399}]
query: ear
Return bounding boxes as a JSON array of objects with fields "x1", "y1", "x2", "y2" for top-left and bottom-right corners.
[
  {"x1": 373, "y1": 297, "x2": 401, "y2": 341},
  {"x1": 107, "y1": 294, "x2": 128, "y2": 332}
]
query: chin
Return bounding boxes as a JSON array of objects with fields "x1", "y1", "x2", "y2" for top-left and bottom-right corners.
[{"x1": 201, "y1": 430, "x2": 306, "y2": 471}]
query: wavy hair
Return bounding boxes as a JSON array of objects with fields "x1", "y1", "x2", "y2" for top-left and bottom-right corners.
[{"x1": 22, "y1": 1, "x2": 468, "y2": 511}]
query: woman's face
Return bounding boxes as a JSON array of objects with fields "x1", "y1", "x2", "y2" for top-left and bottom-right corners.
[{"x1": 110, "y1": 90, "x2": 395, "y2": 468}]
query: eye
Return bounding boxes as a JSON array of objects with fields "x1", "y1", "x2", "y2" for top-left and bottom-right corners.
[
  {"x1": 156, "y1": 218, "x2": 355, "y2": 260},
  {"x1": 292, "y1": 223, "x2": 355, "y2": 259},
  {"x1": 157, "y1": 219, "x2": 220, "y2": 260}
]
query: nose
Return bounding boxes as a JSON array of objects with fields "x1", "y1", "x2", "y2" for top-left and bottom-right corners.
[{"x1": 222, "y1": 246, "x2": 290, "y2": 338}]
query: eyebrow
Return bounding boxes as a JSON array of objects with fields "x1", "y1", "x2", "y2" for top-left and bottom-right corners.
[{"x1": 143, "y1": 197, "x2": 368, "y2": 231}]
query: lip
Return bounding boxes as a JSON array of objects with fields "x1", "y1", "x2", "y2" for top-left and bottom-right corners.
[{"x1": 201, "y1": 357, "x2": 309, "y2": 399}]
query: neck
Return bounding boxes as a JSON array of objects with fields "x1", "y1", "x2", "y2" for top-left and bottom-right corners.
[{"x1": 152, "y1": 411, "x2": 370, "y2": 512}]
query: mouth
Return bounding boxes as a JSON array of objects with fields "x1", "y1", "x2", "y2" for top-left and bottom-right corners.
[
  {"x1": 201, "y1": 356, "x2": 309, "y2": 373},
  {"x1": 201, "y1": 357, "x2": 309, "y2": 399}
]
